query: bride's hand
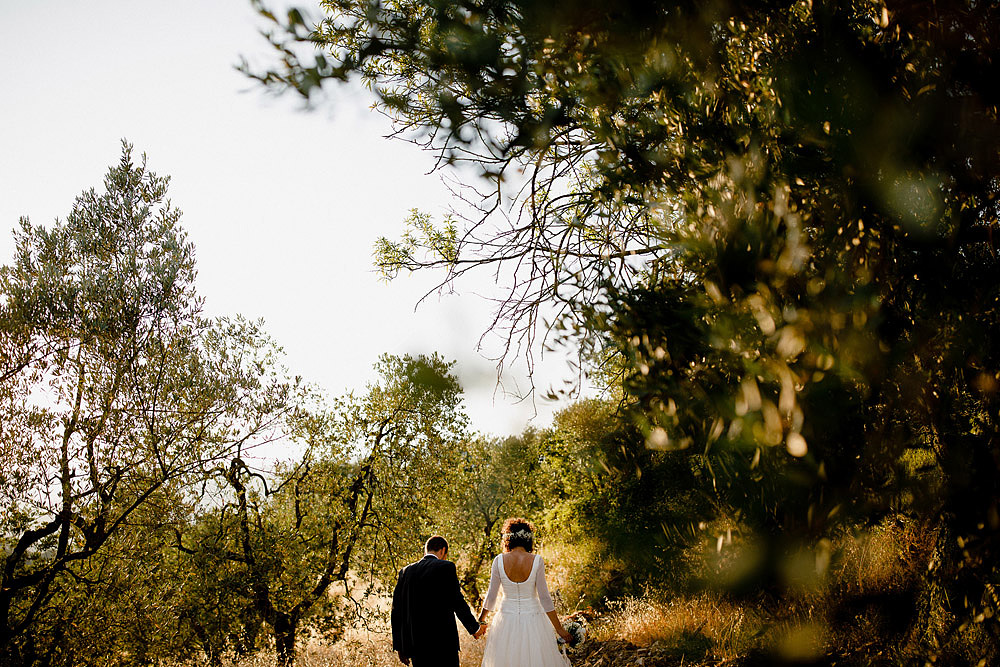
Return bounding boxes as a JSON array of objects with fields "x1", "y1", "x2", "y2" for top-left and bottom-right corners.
[{"x1": 558, "y1": 627, "x2": 572, "y2": 642}]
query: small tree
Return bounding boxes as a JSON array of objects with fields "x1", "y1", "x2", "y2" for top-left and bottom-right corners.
[{"x1": 180, "y1": 353, "x2": 468, "y2": 666}]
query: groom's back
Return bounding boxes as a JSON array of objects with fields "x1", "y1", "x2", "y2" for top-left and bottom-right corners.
[
  {"x1": 406, "y1": 556, "x2": 450, "y2": 601},
  {"x1": 396, "y1": 556, "x2": 463, "y2": 655}
]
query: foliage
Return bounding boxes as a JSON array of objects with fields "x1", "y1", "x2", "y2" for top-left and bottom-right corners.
[
  {"x1": 428, "y1": 430, "x2": 545, "y2": 605},
  {"x1": 250, "y1": 0, "x2": 1000, "y2": 660},
  {"x1": 334, "y1": 352, "x2": 470, "y2": 583},
  {"x1": 171, "y1": 507, "x2": 265, "y2": 664},
  {"x1": 172, "y1": 352, "x2": 468, "y2": 666},
  {"x1": 534, "y1": 399, "x2": 716, "y2": 600},
  {"x1": 36, "y1": 491, "x2": 201, "y2": 666},
  {"x1": 0, "y1": 144, "x2": 305, "y2": 666},
  {"x1": 247, "y1": 0, "x2": 675, "y2": 379}
]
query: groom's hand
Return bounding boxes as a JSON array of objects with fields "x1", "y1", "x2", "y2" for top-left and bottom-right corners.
[{"x1": 474, "y1": 625, "x2": 487, "y2": 639}]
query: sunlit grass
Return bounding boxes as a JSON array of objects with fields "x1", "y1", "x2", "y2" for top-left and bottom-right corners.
[
  {"x1": 192, "y1": 623, "x2": 485, "y2": 667},
  {"x1": 834, "y1": 518, "x2": 932, "y2": 595},
  {"x1": 594, "y1": 593, "x2": 762, "y2": 662},
  {"x1": 589, "y1": 516, "x2": 941, "y2": 663},
  {"x1": 174, "y1": 517, "x2": 954, "y2": 666}
]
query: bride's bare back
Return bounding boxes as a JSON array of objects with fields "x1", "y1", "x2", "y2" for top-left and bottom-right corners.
[{"x1": 501, "y1": 548, "x2": 536, "y2": 583}]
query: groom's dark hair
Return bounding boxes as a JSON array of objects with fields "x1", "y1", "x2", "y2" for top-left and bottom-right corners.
[{"x1": 425, "y1": 535, "x2": 448, "y2": 554}]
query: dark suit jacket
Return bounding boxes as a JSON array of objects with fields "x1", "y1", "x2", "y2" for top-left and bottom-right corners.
[{"x1": 391, "y1": 554, "x2": 480, "y2": 658}]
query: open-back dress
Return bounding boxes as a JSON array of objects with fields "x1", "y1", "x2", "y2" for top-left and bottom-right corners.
[{"x1": 480, "y1": 553, "x2": 569, "y2": 667}]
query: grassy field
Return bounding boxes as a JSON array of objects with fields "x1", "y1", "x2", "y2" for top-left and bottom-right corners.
[{"x1": 201, "y1": 517, "x2": 992, "y2": 666}]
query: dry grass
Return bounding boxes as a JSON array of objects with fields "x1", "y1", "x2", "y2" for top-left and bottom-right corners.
[
  {"x1": 177, "y1": 518, "x2": 944, "y2": 666},
  {"x1": 295, "y1": 630, "x2": 398, "y2": 667},
  {"x1": 195, "y1": 622, "x2": 486, "y2": 667},
  {"x1": 586, "y1": 517, "x2": 941, "y2": 664},
  {"x1": 458, "y1": 623, "x2": 487, "y2": 666},
  {"x1": 594, "y1": 593, "x2": 762, "y2": 661},
  {"x1": 833, "y1": 518, "x2": 932, "y2": 595},
  {"x1": 176, "y1": 632, "x2": 396, "y2": 667}
]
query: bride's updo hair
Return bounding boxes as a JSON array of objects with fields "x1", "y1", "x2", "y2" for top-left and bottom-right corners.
[{"x1": 500, "y1": 517, "x2": 535, "y2": 552}]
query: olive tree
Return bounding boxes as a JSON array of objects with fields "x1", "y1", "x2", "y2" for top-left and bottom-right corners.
[
  {"x1": 176, "y1": 353, "x2": 468, "y2": 666},
  {"x1": 0, "y1": 143, "x2": 300, "y2": 665}
]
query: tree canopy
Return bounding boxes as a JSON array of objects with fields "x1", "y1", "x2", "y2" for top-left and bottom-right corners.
[{"x1": 250, "y1": 0, "x2": 997, "y2": 367}]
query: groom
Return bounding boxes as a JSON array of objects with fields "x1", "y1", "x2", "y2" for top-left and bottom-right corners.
[{"x1": 392, "y1": 535, "x2": 485, "y2": 666}]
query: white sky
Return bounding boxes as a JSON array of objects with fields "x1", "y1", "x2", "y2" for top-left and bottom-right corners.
[{"x1": 0, "y1": 0, "x2": 582, "y2": 440}]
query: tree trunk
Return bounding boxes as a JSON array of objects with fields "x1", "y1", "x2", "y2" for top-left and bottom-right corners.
[
  {"x1": 0, "y1": 626, "x2": 32, "y2": 667},
  {"x1": 274, "y1": 614, "x2": 298, "y2": 667},
  {"x1": 461, "y1": 521, "x2": 498, "y2": 607},
  {"x1": 188, "y1": 616, "x2": 223, "y2": 667}
]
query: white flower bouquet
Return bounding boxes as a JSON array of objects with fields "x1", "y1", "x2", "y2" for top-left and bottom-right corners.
[{"x1": 557, "y1": 612, "x2": 588, "y2": 649}]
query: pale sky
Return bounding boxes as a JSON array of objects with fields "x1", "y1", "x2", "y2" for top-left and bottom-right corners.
[{"x1": 0, "y1": 0, "x2": 581, "y2": 440}]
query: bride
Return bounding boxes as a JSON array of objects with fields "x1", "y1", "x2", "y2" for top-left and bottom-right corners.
[{"x1": 477, "y1": 518, "x2": 572, "y2": 666}]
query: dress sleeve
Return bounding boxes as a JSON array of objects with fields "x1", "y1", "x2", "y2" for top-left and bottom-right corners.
[
  {"x1": 482, "y1": 555, "x2": 502, "y2": 611},
  {"x1": 535, "y1": 556, "x2": 556, "y2": 612}
]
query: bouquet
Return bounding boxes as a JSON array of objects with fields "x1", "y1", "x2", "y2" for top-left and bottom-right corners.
[{"x1": 557, "y1": 612, "x2": 588, "y2": 649}]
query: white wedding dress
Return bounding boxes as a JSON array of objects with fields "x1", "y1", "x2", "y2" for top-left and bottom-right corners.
[{"x1": 480, "y1": 553, "x2": 569, "y2": 667}]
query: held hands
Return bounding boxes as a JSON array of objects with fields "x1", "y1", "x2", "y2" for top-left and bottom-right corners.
[{"x1": 474, "y1": 624, "x2": 487, "y2": 639}]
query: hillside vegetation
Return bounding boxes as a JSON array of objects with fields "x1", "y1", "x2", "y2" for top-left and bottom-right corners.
[{"x1": 4, "y1": 0, "x2": 999, "y2": 665}]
